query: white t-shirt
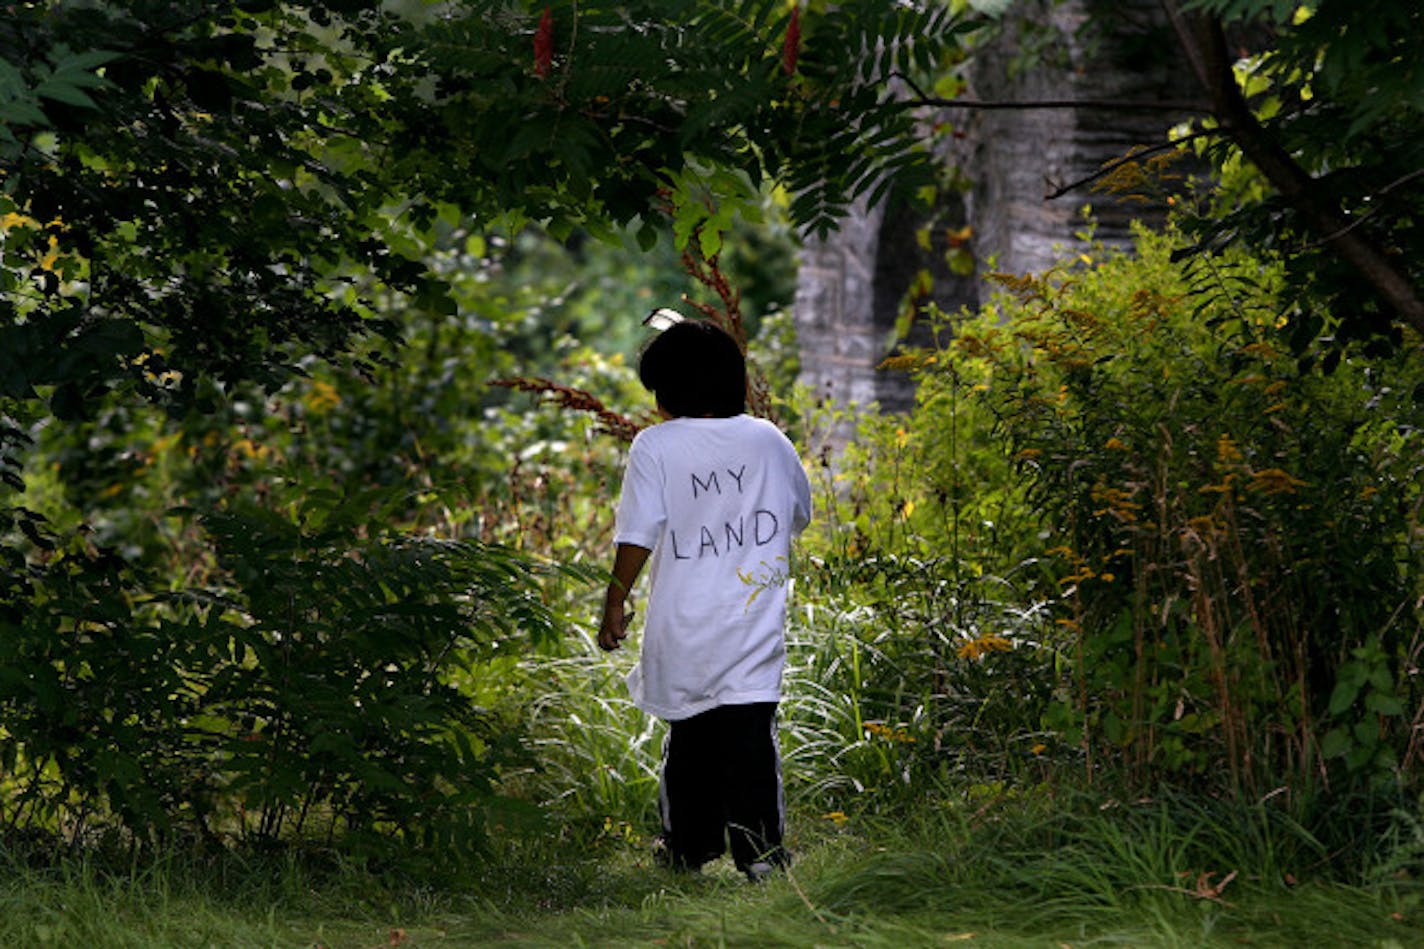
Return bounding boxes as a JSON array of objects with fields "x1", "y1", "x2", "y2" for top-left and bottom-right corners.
[{"x1": 613, "y1": 414, "x2": 812, "y2": 721}]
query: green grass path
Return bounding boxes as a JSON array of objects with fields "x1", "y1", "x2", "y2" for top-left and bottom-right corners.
[{"x1": 4, "y1": 825, "x2": 1420, "y2": 949}]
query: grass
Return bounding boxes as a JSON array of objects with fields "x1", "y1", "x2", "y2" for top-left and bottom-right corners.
[{"x1": 4, "y1": 792, "x2": 1420, "y2": 949}]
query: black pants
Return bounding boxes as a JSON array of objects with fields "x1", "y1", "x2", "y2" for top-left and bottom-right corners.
[{"x1": 659, "y1": 701, "x2": 787, "y2": 872}]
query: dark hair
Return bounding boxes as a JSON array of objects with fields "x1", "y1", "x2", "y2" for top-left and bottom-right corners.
[{"x1": 638, "y1": 320, "x2": 747, "y2": 418}]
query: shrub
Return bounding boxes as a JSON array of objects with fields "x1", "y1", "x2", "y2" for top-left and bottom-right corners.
[
  {"x1": 905, "y1": 225, "x2": 1424, "y2": 796},
  {"x1": 0, "y1": 482, "x2": 589, "y2": 868}
]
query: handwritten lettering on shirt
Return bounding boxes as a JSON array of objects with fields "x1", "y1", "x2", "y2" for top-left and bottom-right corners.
[{"x1": 670, "y1": 464, "x2": 779, "y2": 560}]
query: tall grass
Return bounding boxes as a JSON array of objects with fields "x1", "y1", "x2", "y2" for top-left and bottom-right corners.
[
  {"x1": 0, "y1": 850, "x2": 381, "y2": 948},
  {"x1": 501, "y1": 626, "x2": 663, "y2": 842},
  {"x1": 4, "y1": 790, "x2": 1417, "y2": 948},
  {"x1": 800, "y1": 790, "x2": 1423, "y2": 949}
]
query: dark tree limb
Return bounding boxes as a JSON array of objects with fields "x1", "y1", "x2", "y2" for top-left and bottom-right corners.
[
  {"x1": 1305, "y1": 169, "x2": 1424, "y2": 249},
  {"x1": 1160, "y1": 0, "x2": 1424, "y2": 338},
  {"x1": 912, "y1": 97, "x2": 1211, "y2": 113},
  {"x1": 889, "y1": 71, "x2": 1211, "y2": 115}
]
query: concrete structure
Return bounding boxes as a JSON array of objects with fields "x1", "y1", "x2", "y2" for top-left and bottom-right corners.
[{"x1": 794, "y1": 0, "x2": 1206, "y2": 419}]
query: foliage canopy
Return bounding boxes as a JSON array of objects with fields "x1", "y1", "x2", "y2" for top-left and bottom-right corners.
[
  {"x1": 0, "y1": 0, "x2": 966, "y2": 445},
  {"x1": 1168, "y1": 0, "x2": 1424, "y2": 352}
]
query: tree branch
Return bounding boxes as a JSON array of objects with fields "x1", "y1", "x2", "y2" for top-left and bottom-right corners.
[
  {"x1": 909, "y1": 96, "x2": 1212, "y2": 114},
  {"x1": 888, "y1": 71, "x2": 1210, "y2": 115},
  {"x1": 1044, "y1": 129, "x2": 1219, "y2": 200},
  {"x1": 1305, "y1": 168, "x2": 1424, "y2": 249},
  {"x1": 1160, "y1": 0, "x2": 1424, "y2": 339}
]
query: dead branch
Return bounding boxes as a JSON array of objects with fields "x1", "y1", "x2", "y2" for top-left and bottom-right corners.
[{"x1": 489, "y1": 376, "x2": 650, "y2": 442}]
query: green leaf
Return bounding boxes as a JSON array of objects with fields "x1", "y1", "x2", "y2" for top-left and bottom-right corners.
[
  {"x1": 1327, "y1": 678, "x2": 1360, "y2": 717},
  {"x1": 1364, "y1": 692, "x2": 1405, "y2": 717},
  {"x1": 1320, "y1": 727, "x2": 1350, "y2": 759}
]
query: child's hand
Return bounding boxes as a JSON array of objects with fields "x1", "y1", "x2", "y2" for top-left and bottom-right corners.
[
  {"x1": 598, "y1": 597, "x2": 634, "y2": 651},
  {"x1": 599, "y1": 544, "x2": 649, "y2": 651}
]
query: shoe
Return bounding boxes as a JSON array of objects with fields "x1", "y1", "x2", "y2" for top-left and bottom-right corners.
[
  {"x1": 744, "y1": 860, "x2": 775, "y2": 883},
  {"x1": 652, "y1": 833, "x2": 708, "y2": 873}
]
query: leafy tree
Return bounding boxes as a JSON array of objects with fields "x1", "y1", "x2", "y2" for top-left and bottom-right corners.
[
  {"x1": 0, "y1": 0, "x2": 970, "y2": 851},
  {"x1": 1163, "y1": 0, "x2": 1424, "y2": 353},
  {"x1": 1, "y1": 1, "x2": 964, "y2": 457},
  {"x1": 0, "y1": 0, "x2": 968, "y2": 582}
]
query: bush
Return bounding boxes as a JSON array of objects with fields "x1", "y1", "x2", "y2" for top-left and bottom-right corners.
[
  {"x1": 899, "y1": 225, "x2": 1424, "y2": 796},
  {"x1": 0, "y1": 482, "x2": 589, "y2": 868}
]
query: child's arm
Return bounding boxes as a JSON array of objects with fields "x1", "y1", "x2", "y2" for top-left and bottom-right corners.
[{"x1": 598, "y1": 543, "x2": 651, "y2": 651}]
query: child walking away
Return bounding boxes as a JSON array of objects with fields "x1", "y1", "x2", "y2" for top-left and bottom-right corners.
[{"x1": 598, "y1": 320, "x2": 812, "y2": 882}]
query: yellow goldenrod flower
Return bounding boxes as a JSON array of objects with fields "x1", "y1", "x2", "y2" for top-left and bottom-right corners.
[
  {"x1": 1186, "y1": 515, "x2": 1218, "y2": 535},
  {"x1": 1216, "y1": 433, "x2": 1243, "y2": 464},
  {"x1": 1090, "y1": 483, "x2": 1141, "y2": 522},
  {"x1": 1199, "y1": 474, "x2": 1237, "y2": 495},
  {"x1": 303, "y1": 379, "x2": 341, "y2": 412},
  {"x1": 230, "y1": 438, "x2": 272, "y2": 460},
  {"x1": 864, "y1": 722, "x2": 916, "y2": 743},
  {"x1": 877, "y1": 354, "x2": 924, "y2": 372},
  {"x1": 956, "y1": 633, "x2": 1012, "y2": 661},
  {"x1": 1247, "y1": 467, "x2": 1307, "y2": 495}
]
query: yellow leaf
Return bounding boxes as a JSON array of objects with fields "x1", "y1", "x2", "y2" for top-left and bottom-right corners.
[{"x1": 1, "y1": 211, "x2": 38, "y2": 231}]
